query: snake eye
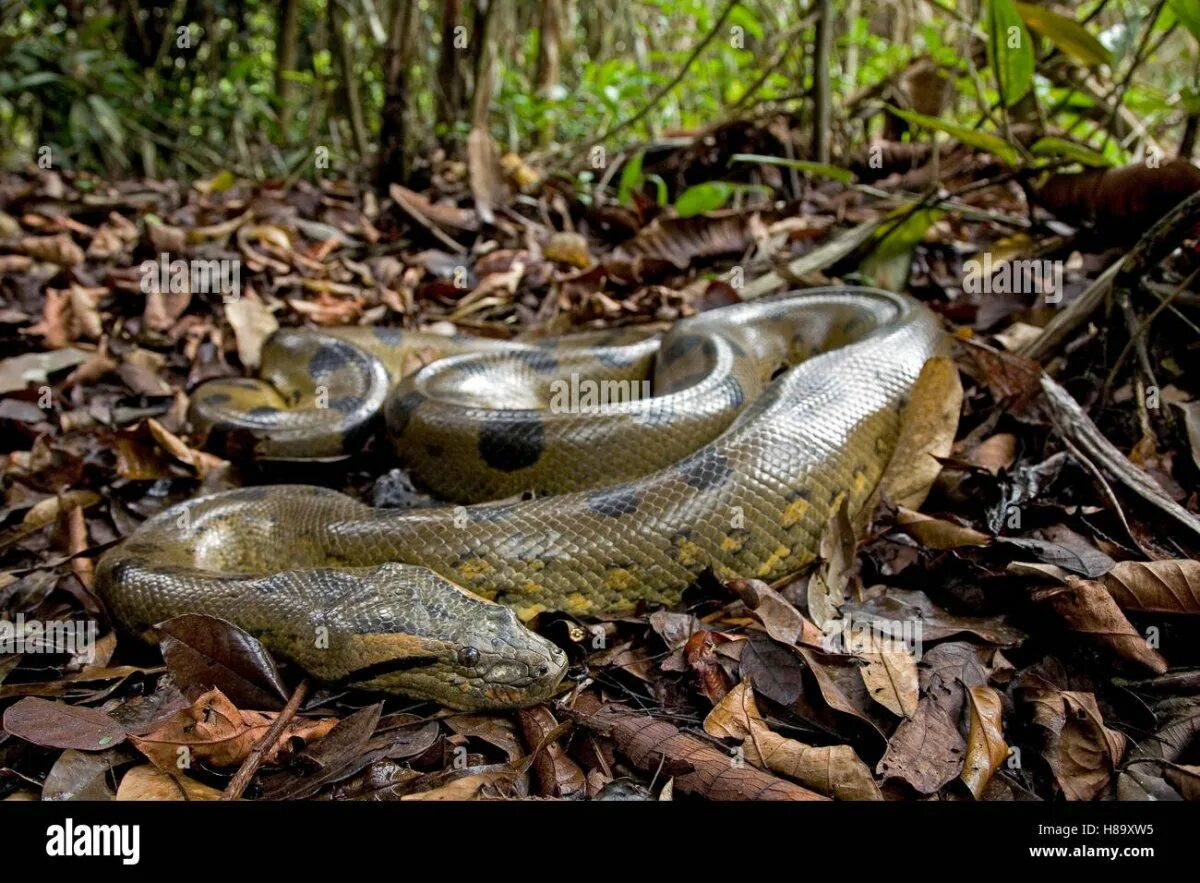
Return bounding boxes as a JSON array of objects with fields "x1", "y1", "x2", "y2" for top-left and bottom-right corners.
[{"x1": 457, "y1": 646, "x2": 480, "y2": 667}]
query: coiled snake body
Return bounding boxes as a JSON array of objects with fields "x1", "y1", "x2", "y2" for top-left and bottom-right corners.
[{"x1": 97, "y1": 288, "x2": 943, "y2": 709}]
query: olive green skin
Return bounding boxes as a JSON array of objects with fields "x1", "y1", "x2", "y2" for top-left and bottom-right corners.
[{"x1": 96, "y1": 288, "x2": 943, "y2": 710}]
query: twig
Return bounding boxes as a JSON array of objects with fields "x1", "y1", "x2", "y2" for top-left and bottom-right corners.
[
  {"x1": 222, "y1": 677, "x2": 312, "y2": 800},
  {"x1": 1040, "y1": 375, "x2": 1200, "y2": 543}
]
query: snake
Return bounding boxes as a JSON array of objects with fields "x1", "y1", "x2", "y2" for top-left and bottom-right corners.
[{"x1": 96, "y1": 287, "x2": 943, "y2": 710}]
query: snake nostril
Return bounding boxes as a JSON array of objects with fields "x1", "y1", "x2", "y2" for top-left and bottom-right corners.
[{"x1": 535, "y1": 664, "x2": 549, "y2": 677}]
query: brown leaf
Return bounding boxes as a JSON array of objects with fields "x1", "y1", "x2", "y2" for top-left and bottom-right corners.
[
  {"x1": 843, "y1": 586, "x2": 1026, "y2": 645},
  {"x1": 1026, "y1": 689, "x2": 1126, "y2": 800},
  {"x1": 1101, "y1": 560, "x2": 1200, "y2": 614},
  {"x1": 808, "y1": 500, "x2": 857, "y2": 631},
  {"x1": 543, "y1": 231, "x2": 592, "y2": 268},
  {"x1": 467, "y1": 125, "x2": 505, "y2": 226},
  {"x1": 223, "y1": 289, "x2": 278, "y2": 370},
  {"x1": 877, "y1": 356, "x2": 963, "y2": 510},
  {"x1": 129, "y1": 688, "x2": 335, "y2": 770},
  {"x1": 607, "y1": 211, "x2": 767, "y2": 279},
  {"x1": 3, "y1": 697, "x2": 126, "y2": 750},
  {"x1": 42, "y1": 748, "x2": 120, "y2": 800},
  {"x1": 858, "y1": 645, "x2": 919, "y2": 717},
  {"x1": 19, "y1": 233, "x2": 85, "y2": 266},
  {"x1": 115, "y1": 765, "x2": 223, "y2": 801},
  {"x1": 517, "y1": 706, "x2": 585, "y2": 799},
  {"x1": 893, "y1": 506, "x2": 990, "y2": 549},
  {"x1": 1033, "y1": 579, "x2": 1168, "y2": 674},
  {"x1": 589, "y1": 705, "x2": 827, "y2": 801},
  {"x1": 961, "y1": 686, "x2": 1008, "y2": 799},
  {"x1": 158, "y1": 614, "x2": 288, "y2": 709},
  {"x1": 704, "y1": 681, "x2": 882, "y2": 800},
  {"x1": 727, "y1": 577, "x2": 823, "y2": 646}
]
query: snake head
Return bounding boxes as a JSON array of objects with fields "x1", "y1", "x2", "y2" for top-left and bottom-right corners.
[{"x1": 331, "y1": 564, "x2": 568, "y2": 710}]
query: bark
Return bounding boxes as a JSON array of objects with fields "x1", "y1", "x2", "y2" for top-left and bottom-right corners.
[
  {"x1": 436, "y1": 0, "x2": 468, "y2": 133},
  {"x1": 276, "y1": 0, "x2": 301, "y2": 138},
  {"x1": 377, "y1": 0, "x2": 419, "y2": 188},
  {"x1": 812, "y1": 0, "x2": 833, "y2": 163}
]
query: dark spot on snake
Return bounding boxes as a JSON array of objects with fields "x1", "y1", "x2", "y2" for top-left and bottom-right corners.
[
  {"x1": 386, "y1": 391, "x2": 425, "y2": 437},
  {"x1": 632, "y1": 406, "x2": 675, "y2": 428},
  {"x1": 724, "y1": 377, "x2": 745, "y2": 407},
  {"x1": 595, "y1": 349, "x2": 637, "y2": 369},
  {"x1": 424, "y1": 442, "x2": 444, "y2": 458},
  {"x1": 477, "y1": 416, "x2": 544, "y2": 472},
  {"x1": 585, "y1": 485, "x2": 640, "y2": 517},
  {"x1": 308, "y1": 345, "x2": 350, "y2": 377},
  {"x1": 676, "y1": 447, "x2": 733, "y2": 490},
  {"x1": 661, "y1": 334, "x2": 705, "y2": 365},
  {"x1": 514, "y1": 350, "x2": 559, "y2": 373},
  {"x1": 202, "y1": 392, "x2": 231, "y2": 406},
  {"x1": 372, "y1": 327, "x2": 407, "y2": 344},
  {"x1": 330, "y1": 395, "x2": 365, "y2": 414}
]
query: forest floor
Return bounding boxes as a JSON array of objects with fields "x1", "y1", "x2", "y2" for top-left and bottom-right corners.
[{"x1": 2, "y1": 132, "x2": 1200, "y2": 801}]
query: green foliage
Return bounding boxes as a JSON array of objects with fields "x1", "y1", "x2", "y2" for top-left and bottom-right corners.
[{"x1": 986, "y1": 0, "x2": 1035, "y2": 107}]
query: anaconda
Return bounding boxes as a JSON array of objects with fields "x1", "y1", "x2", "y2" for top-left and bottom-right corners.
[{"x1": 95, "y1": 287, "x2": 944, "y2": 710}]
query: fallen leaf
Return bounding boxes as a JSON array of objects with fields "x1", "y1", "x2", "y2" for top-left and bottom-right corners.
[
  {"x1": 3, "y1": 697, "x2": 126, "y2": 750},
  {"x1": 961, "y1": 686, "x2": 1008, "y2": 798},
  {"x1": 115, "y1": 765, "x2": 223, "y2": 801},
  {"x1": 1102, "y1": 560, "x2": 1200, "y2": 613},
  {"x1": 705, "y1": 681, "x2": 882, "y2": 800},
  {"x1": 158, "y1": 614, "x2": 289, "y2": 709},
  {"x1": 1033, "y1": 579, "x2": 1168, "y2": 674},
  {"x1": 1026, "y1": 689, "x2": 1126, "y2": 800},
  {"x1": 224, "y1": 289, "x2": 278, "y2": 370},
  {"x1": 877, "y1": 356, "x2": 963, "y2": 510}
]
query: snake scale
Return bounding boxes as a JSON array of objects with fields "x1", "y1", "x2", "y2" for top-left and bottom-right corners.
[{"x1": 96, "y1": 287, "x2": 943, "y2": 709}]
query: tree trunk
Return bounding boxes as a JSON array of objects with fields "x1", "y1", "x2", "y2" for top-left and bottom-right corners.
[
  {"x1": 276, "y1": 0, "x2": 301, "y2": 138},
  {"x1": 378, "y1": 0, "x2": 419, "y2": 188},
  {"x1": 812, "y1": 0, "x2": 833, "y2": 163},
  {"x1": 330, "y1": 0, "x2": 370, "y2": 165},
  {"x1": 436, "y1": 0, "x2": 468, "y2": 134},
  {"x1": 535, "y1": 0, "x2": 561, "y2": 95}
]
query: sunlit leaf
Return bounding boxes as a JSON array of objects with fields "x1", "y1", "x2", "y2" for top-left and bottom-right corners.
[
  {"x1": 730, "y1": 153, "x2": 854, "y2": 184},
  {"x1": 617, "y1": 149, "x2": 645, "y2": 205},
  {"x1": 1015, "y1": 2, "x2": 1113, "y2": 68},
  {"x1": 1029, "y1": 136, "x2": 1113, "y2": 168},
  {"x1": 888, "y1": 107, "x2": 1019, "y2": 165},
  {"x1": 986, "y1": 0, "x2": 1035, "y2": 106},
  {"x1": 1168, "y1": 0, "x2": 1200, "y2": 42},
  {"x1": 674, "y1": 182, "x2": 735, "y2": 217}
]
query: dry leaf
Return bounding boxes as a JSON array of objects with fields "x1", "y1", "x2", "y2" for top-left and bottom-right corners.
[
  {"x1": 1026, "y1": 689, "x2": 1126, "y2": 800},
  {"x1": 893, "y1": 506, "x2": 990, "y2": 549},
  {"x1": 115, "y1": 765, "x2": 223, "y2": 801},
  {"x1": 1034, "y1": 579, "x2": 1168, "y2": 674},
  {"x1": 224, "y1": 289, "x2": 278, "y2": 370},
  {"x1": 1102, "y1": 560, "x2": 1200, "y2": 613},
  {"x1": 877, "y1": 356, "x2": 962, "y2": 510},
  {"x1": 961, "y1": 686, "x2": 1008, "y2": 798},
  {"x1": 705, "y1": 681, "x2": 882, "y2": 800}
]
